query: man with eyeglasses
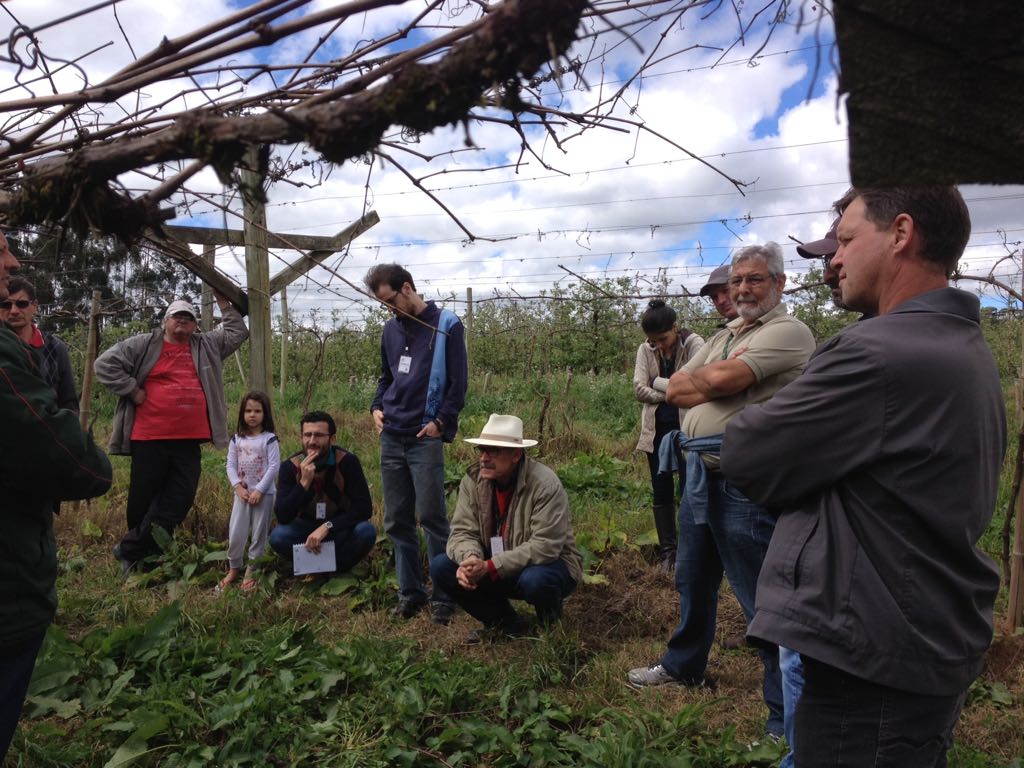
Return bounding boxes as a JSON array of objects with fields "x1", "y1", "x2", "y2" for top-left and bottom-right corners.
[
  {"x1": 95, "y1": 296, "x2": 248, "y2": 573},
  {"x1": 430, "y1": 414, "x2": 582, "y2": 643},
  {"x1": 0, "y1": 277, "x2": 78, "y2": 411},
  {"x1": 0, "y1": 232, "x2": 111, "y2": 759},
  {"x1": 270, "y1": 411, "x2": 376, "y2": 574},
  {"x1": 627, "y1": 242, "x2": 815, "y2": 743},
  {"x1": 364, "y1": 264, "x2": 468, "y2": 625}
]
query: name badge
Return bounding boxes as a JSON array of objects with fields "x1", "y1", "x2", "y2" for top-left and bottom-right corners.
[
  {"x1": 490, "y1": 536, "x2": 505, "y2": 556},
  {"x1": 398, "y1": 355, "x2": 412, "y2": 374},
  {"x1": 315, "y1": 502, "x2": 327, "y2": 520}
]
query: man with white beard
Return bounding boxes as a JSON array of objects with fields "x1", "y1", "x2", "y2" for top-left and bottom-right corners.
[{"x1": 627, "y1": 242, "x2": 815, "y2": 742}]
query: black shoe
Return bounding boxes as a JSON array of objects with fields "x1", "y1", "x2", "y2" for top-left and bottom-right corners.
[
  {"x1": 467, "y1": 614, "x2": 535, "y2": 644},
  {"x1": 112, "y1": 545, "x2": 135, "y2": 576},
  {"x1": 390, "y1": 598, "x2": 426, "y2": 620},
  {"x1": 430, "y1": 602, "x2": 456, "y2": 625}
]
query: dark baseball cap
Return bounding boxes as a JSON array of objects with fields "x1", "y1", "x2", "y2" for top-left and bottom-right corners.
[
  {"x1": 796, "y1": 219, "x2": 839, "y2": 258},
  {"x1": 698, "y1": 264, "x2": 732, "y2": 296}
]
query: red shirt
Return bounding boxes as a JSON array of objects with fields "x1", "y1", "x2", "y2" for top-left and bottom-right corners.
[{"x1": 131, "y1": 340, "x2": 211, "y2": 441}]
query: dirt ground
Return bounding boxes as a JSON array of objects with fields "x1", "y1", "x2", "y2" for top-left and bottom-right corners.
[{"x1": 348, "y1": 548, "x2": 1024, "y2": 758}]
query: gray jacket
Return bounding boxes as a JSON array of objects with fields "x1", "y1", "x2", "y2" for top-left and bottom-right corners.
[
  {"x1": 94, "y1": 306, "x2": 248, "y2": 454},
  {"x1": 722, "y1": 288, "x2": 1006, "y2": 696}
]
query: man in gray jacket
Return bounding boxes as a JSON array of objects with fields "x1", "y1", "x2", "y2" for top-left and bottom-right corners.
[
  {"x1": 722, "y1": 186, "x2": 1006, "y2": 766},
  {"x1": 430, "y1": 414, "x2": 582, "y2": 642},
  {"x1": 96, "y1": 295, "x2": 248, "y2": 570}
]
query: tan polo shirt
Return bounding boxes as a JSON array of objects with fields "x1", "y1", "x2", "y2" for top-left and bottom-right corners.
[{"x1": 681, "y1": 302, "x2": 816, "y2": 440}]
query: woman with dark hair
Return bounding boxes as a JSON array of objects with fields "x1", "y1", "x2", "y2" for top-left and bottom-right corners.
[{"x1": 633, "y1": 300, "x2": 704, "y2": 571}]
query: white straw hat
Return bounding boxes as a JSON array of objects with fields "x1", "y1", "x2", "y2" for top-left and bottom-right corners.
[{"x1": 464, "y1": 414, "x2": 538, "y2": 448}]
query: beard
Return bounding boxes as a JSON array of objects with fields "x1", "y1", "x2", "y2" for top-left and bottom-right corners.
[{"x1": 735, "y1": 285, "x2": 781, "y2": 322}]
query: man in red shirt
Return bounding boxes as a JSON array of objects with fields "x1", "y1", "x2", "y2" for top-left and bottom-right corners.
[{"x1": 95, "y1": 296, "x2": 248, "y2": 571}]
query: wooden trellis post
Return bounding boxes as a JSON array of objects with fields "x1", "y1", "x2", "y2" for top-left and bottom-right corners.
[{"x1": 241, "y1": 145, "x2": 272, "y2": 393}]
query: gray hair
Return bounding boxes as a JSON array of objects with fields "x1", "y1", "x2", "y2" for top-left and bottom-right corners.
[{"x1": 731, "y1": 241, "x2": 784, "y2": 276}]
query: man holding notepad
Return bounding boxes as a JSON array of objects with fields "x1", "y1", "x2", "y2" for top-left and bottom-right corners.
[{"x1": 270, "y1": 410, "x2": 376, "y2": 575}]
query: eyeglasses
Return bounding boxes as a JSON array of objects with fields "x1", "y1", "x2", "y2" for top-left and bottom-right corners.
[
  {"x1": 729, "y1": 274, "x2": 768, "y2": 288},
  {"x1": 822, "y1": 254, "x2": 835, "y2": 271},
  {"x1": 0, "y1": 299, "x2": 31, "y2": 310},
  {"x1": 378, "y1": 291, "x2": 399, "y2": 306}
]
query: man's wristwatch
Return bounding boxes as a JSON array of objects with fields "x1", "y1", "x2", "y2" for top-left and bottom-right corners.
[{"x1": 323, "y1": 520, "x2": 334, "y2": 530}]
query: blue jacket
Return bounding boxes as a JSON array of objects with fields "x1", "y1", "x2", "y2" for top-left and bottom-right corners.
[{"x1": 371, "y1": 301, "x2": 467, "y2": 442}]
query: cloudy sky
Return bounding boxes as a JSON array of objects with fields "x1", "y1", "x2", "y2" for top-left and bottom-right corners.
[{"x1": 3, "y1": 1, "x2": 1022, "y2": 325}]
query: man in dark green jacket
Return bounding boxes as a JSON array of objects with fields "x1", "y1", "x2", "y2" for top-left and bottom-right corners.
[{"x1": 0, "y1": 232, "x2": 112, "y2": 760}]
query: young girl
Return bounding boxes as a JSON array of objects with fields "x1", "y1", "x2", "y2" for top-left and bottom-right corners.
[{"x1": 220, "y1": 391, "x2": 280, "y2": 591}]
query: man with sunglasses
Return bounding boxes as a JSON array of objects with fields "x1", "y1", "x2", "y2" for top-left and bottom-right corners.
[
  {"x1": 95, "y1": 295, "x2": 248, "y2": 573},
  {"x1": 0, "y1": 232, "x2": 111, "y2": 759},
  {"x1": 364, "y1": 264, "x2": 468, "y2": 625},
  {"x1": 0, "y1": 277, "x2": 78, "y2": 411},
  {"x1": 430, "y1": 414, "x2": 582, "y2": 642},
  {"x1": 627, "y1": 242, "x2": 815, "y2": 743}
]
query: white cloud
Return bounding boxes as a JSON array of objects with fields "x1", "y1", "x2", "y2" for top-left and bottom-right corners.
[{"x1": 2, "y1": 2, "x2": 1021, "y2": 324}]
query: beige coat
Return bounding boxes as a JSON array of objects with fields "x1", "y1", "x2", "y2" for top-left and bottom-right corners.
[
  {"x1": 447, "y1": 456, "x2": 583, "y2": 584},
  {"x1": 633, "y1": 331, "x2": 704, "y2": 453}
]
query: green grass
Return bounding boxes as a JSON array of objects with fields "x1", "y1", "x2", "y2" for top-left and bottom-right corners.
[{"x1": 9, "y1": 371, "x2": 1024, "y2": 767}]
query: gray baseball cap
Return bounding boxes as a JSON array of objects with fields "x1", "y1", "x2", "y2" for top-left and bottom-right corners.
[{"x1": 698, "y1": 264, "x2": 731, "y2": 296}]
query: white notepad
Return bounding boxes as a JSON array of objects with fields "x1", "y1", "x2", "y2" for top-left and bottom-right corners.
[{"x1": 292, "y1": 541, "x2": 337, "y2": 575}]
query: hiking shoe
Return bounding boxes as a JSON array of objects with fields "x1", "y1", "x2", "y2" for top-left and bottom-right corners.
[
  {"x1": 430, "y1": 602, "x2": 456, "y2": 625},
  {"x1": 391, "y1": 598, "x2": 426, "y2": 620},
  {"x1": 627, "y1": 663, "x2": 679, "y2": 687}
]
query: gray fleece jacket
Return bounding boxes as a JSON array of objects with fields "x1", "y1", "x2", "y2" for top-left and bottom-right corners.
[{"x1": 94, "y1": 306, "x2": 248, "y2": 454}]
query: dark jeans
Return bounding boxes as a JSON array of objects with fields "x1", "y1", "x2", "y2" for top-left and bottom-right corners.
[
  {"x1": 121, "y1": 440, "x2": 202, "y2": 562},
  {"x1": 0, "y1": 630, "x2": 47, "y2": 761},
  {"x1": 659, "y1": 473, "x2": 783, "y2": 736},
  {"x1": 647, "y1": 424, "x2": 683, "y2": 507},
  {"x1": 380, "y1": 432, "x2": 452, "y2": 605},
  {"x1": 430, "y1": 554, "x2": 576, "y2": 626},
  {"x1": 795, "y1": 658, "x2": 963, "y2": 768},
  {"x1": 269, "y1": 520, "x2": 377, "y2": 573}
]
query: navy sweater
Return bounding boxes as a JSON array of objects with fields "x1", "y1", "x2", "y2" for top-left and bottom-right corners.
[{"x1": 370, "y1": 301, "x2": 467, "y2": 442}]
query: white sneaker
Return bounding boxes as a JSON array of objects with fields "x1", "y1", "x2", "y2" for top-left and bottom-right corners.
[{"x1": 627, "y1": 663, "x2": 678, "y2": 687}]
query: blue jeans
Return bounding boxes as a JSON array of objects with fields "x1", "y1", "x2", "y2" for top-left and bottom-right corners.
[
  {"x1": 780, "y1": 647, "x2": 804, "y2": 768},
  {"x1": 430, "y1": 554, "x2": 576, "y2": 626},
  {"x1": 0, "y1": 629, "x2": 46, "y2": 761},
  {"x1": 659, "y1": 473, "x2": 783, "y2": 736},
  {"x1": 795, "y1": 657, "x2": 962, "y2": 767},
  {"x1": 380, "y1": 432, "x2": 452, "y2": 605},
  {"x1": 269, "y1": 520, "x2": 376, "y2": 573}
]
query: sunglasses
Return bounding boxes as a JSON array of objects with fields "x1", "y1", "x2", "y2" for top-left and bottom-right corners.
[
  {"x1": 474, "y1": 445, "x2": 513, "y2": 456},
  {"x1": 0, "y1": 299, "x2": 31, "y2": 310}
]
